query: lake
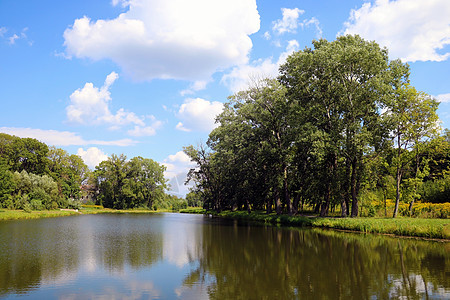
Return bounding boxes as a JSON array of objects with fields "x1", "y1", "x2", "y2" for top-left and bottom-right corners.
[{"x1": 0, "y1": 213, "x2": 448, "y2": 299}]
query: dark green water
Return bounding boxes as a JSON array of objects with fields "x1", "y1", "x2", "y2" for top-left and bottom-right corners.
[{"x1": 0, "y1": 213, "x2": 448, "y2": 299}]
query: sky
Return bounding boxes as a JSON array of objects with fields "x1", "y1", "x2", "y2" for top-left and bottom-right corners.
[{"x1": 1, "y1": 0, "x2": 449, "y2": 196}]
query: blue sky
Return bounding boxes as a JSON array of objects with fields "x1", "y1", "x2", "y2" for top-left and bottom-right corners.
[{"x1": 1, "y1": 0, "x2": 449, "y2": 195}]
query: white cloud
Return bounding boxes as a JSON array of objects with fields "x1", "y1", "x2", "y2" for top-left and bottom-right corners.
[
  {"x1": 77, "y1": 147, "x2": 109, "y2": 169},
  {"x1": 272, "y1": 8, "x2": 305, "y2": 35},
  {"x1": 175, "y1": 122, "x2": 191, "y2": 132},
  {"x1": 162, "y1": 151, "x2": 196, "y2": 196},
  {"x1": 263, "y1": 31, "x2": 271, "y2": 40},
  {"x1": 300, "y1": 17, "x2": 322, "y2": 38},
  {"x1": 127, "y1": 117, "x2": 163, "y2": 136},
  {"x1": 5, "y1": 28, "x2": 31, "y2": 46},
  {"x1": 180, "y1": 80, "x2": 208, "y2": 96},
  {"x1": 341, "y1": 0, "x2": 450, "y2": 62},
  {"x1": 0, "y1": 127, "x2": 137, "y2": 147},
  {"x1": 111, "y1": 0, "x2": 130, "y2": 7},
  {"x1": 8, "y1": 34, "x2": 19, "y2": 45},
  {"x1": 221, "y1": 58, "x2": 278, "y2": 93},
  {"x1": 63, "y1": 0, "x2": 260, "y2": 81},
  {"x1": 67, "y1": 71, "x2": 143, "y2": 126},
  {"x1": 221, "y1": 40, "x2": 299, "y2": 93},
  {"x1": 176, "y1": 98, "x2": 224, "y2": 132},
  {"x1": 67, "y1": 72, "x2": 162, "y2": 135},
  {"x1": 436, "y1": 93, "x2": 450, "y2": 103}
]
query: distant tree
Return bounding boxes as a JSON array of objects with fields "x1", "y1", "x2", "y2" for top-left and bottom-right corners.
[
  {"x1": 48, "y1": 146, "x2": 89, "y2": 200},
  {"x1": 94, "y1": 154, "x2": 167, "y2": 209},
  {"x1": 0, "y1": 158, "x2": 15, "y2": 208}
]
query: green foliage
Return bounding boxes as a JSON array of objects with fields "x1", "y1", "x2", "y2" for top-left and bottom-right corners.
[
  {"x1": 186, "y1": 191, "x2": 203, "y2": 207},
  {"x1": 419, "y1": 173, "x2": 450, "y2": 203},
  {"x1": 184, "y1": 35, "x2": 446, "y2": 219},
  {"x1": 0, "y1": 158, "x2": 15, "y2": 206},
  {"x1": 30, "y1": 199, "x2": 43, "y2": 211},
  {"x1": 22, "y1": 202, "x2": 32, "y2": 213},
  {"x1": 0, "y1": 133, "x2": 50, "y2": 175},
  {"x1": 151, "y1": 194, "x2": 187, "y2": 211},
  {"x1": 67, "y1": 198, "x2": 82, "y2": 210},
  {"x1": 211, "y1": 210, "x2": 449, "y2": 239},
  {"x1": 94, "y1": 154, "x2": 168, "y2": 209},
  {"x1": 47, "y1": 146, "x2": 89, "y2": 200},
  {"x1": 0, "y1": 133, "x2": 92, "y2": 210}
]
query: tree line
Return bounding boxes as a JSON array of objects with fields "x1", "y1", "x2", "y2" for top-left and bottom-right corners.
[
  {"x1": 185, "y1": 35, "x2": 449, "y2": 218},
  {"x1": 0, "y1": 133, "x2": 176, "y2": 210}
]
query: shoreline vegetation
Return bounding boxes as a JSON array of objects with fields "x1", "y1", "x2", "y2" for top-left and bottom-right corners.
[
  {"x1": 180, "y1": 208, "x2": 450, "y2": 240},
  {"x1": 0, "y1": 207, "x2": 165, "y2": 221},
  {"x1": 1, "y1": 207, "x2": 448, "y2": 240}
]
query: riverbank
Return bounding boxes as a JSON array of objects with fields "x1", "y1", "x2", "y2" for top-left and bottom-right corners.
[
  {"x1": 0, "y1": 209, "x2": 80, "y2": 221},
  {"x1": 0, "y1": 208, "x2": 165, "y2": 221},
  {"x1": 180, "y1": 208, "x2": 450, "y2": 240}
]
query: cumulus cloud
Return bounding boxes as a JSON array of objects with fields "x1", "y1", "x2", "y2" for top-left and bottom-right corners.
[
  {"x1": 63, "y1": 0, "x2": 260, "y2": 81},
  {"x1": 436, "y1": 93, "x2": 450, "y2": 103},
  {"x1": 67, "y1": 72, "x2": 142, "y2": 126},
  {"x1": 67, "y1": 72, "x2": 162, "y2": 135},
  {"x1": 272, "y1": 8, "x2": 304, "y2": 35},
  {"x1": 221, "y1": 40, "x2": 299, "y2": 93},
  {"x1": 341, "y1": 0, "x2": 450, "y2": 62},
  {"x1": 176, "y1": 98, "x2": 224, "y2": 132},
  {"x1": 77, "y1": 147, "x2": 109, "y2": 169},
  {"x1": 0, "y1": 127, "x2": 137, "y2": 147}
]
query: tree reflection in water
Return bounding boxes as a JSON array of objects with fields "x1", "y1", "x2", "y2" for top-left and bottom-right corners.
[
  {"x1": 184, "y1": 219, "x2": 449, "y2": 299},
  {"x1": 0, "y1": 214, "x2": 448, "y2": 299}
]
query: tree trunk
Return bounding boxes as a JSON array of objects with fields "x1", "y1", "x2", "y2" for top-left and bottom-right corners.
[
  {"x1": 393, "y1": 167, "x2": 401, "y2": 218},
  {"x1": 266, "y1": 197, "x2": 272, "y2": 214},
  {"x1": 408, "y1": 200, "x2": 414, "y2": 217},
  {"x1": 340, "y1": 200, "x2": 348, "y2": 217},
  {"x1": 342, "y1": 157, "x2": 351, "y2": 217},
  {"x1": 350, "y1": 157, "x2": 359, "y2": 217},
  {"x1": 292, "y1": 193, "x2": 300, "y2": 215},
  {"x1": 283, "y1": 167, "x2": 292, "y2": 215},
  {"x1": 275, "y1": 188, "x2": 282, "y2": 215},
  {"x1": 320, "y1": 184, "x2": 330, "y2": 217}
]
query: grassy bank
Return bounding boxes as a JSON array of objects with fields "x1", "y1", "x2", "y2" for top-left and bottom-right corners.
[
  {"x1": 191, "y1": 210, "x2": 450, "y2": 240},
  {"x1": 0, "y1": 207, "x2": 177, "y2": 221},
  {"x1": 0, "y1": 209, "x2": 80, "y2": 221},
  {"x1": 80, "y1": 207, "x2": 166, "y2": 214}
]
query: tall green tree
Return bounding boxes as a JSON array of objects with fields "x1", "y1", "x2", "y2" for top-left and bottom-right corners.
[
  {"x1": 47, "y1": 147, "x2": 89, "y2": 200},
  {"x1": 0, "y1": 134, "x2": 49, "y2": 175},
  {"x1": 280, "y1": 35, "x2": 391, "y2": 216},
  {"x1": 382, "y1": 81, "x2": 440, "y2": 217}
]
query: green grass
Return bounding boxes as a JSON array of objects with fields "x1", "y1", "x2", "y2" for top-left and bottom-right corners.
[
  {"x1": 0, "y1": 209, "x2": 79, "y2": 221},
  {"x1": 179, "y1": 207, "x2": 206, "y2": 214},
  {"x1": 208, "y1": 210, "x2": 450, "y2": 240},
  {"x1": 0, "y1": 207, "x2": 167, "y2": 220}
]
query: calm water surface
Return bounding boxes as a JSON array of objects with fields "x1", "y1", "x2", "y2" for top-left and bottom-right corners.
[{"x1": 0, "y1": 213, "x2": 448, "y2": 299}]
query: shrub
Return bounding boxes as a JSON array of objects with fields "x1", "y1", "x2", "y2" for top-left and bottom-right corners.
[
  {"x1": 23, "y1": 202, "x2": 32, "y2": 213},
  {"x1": 30, "y1": 200, "x2": 43, "y2": 210}
]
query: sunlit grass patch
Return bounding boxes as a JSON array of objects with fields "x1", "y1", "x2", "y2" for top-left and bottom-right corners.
[
  {"x1": 209, "y1": 210, "x2": 450, "y2": 240},
  {"x1": 0, "y1": 210, "x2": 78, "y2": 221}
]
